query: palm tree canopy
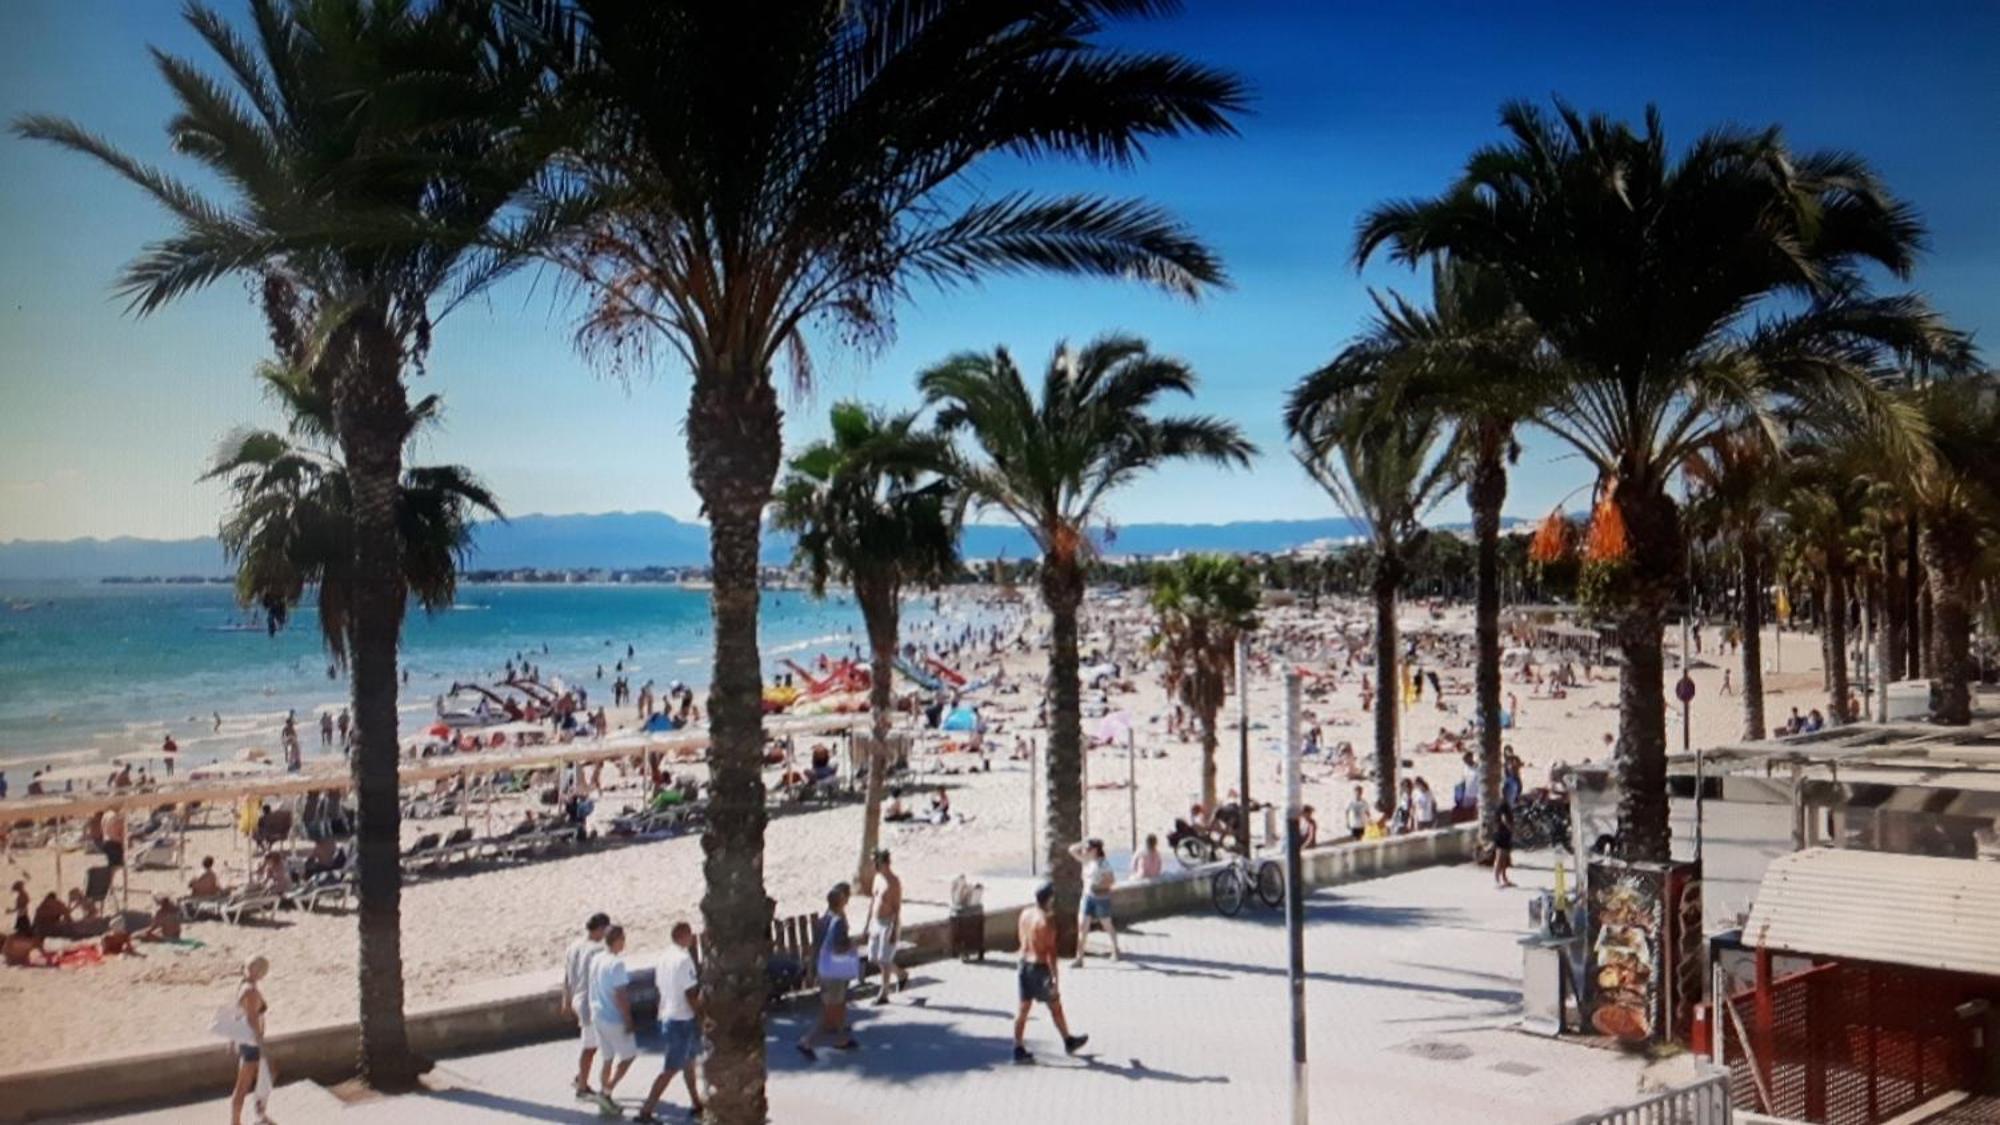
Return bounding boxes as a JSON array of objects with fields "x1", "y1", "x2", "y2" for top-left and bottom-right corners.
[
  {"x1": 1149, "y1": 553, "x2": 1258, "y2": 723},
  {"x1": 521, "y1": 0, "x2": 1247, "y2": 382},
  {"x1": 1287, "y1": 365, "x2": 1460, "y2": 557},
  {"x1": 771, "y1": 402, "x2": 962, "y2": 596},
  {"x1": 1353, "y1": 99, "x2": 1971, "y2": 494},
  {"x1": 15, "y1": 0, "x2": 553, "y2": 351},
  {"x1": 204, "y1": 364, "x2": 501, "y2": 662},
  {"x1": 918, "y1": 334, "x2": 1255, "y2": 567}
]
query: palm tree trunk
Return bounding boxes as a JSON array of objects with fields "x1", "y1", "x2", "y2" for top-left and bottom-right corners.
[
  {"x1": 687, "y1": 373, "x2": 782, "y2": 1125},
  {"x1": 1922, "y1": 521, "x2": 1975, "y2": 724},
  {"x1": 1041, "y1": 554, "x2": 1086, "y2": 955},
  {"x1": 854, "y1": 577, "x2": 898, "y2": 894},
  {"x1": 1198, "y1": 706, "x2": 1219, "y2": 813},
  {"x1": 1882, "y1": 525, "x2": 1906, "y2": 681},
  {"x1": 1907, "y1": 517, "x2": 1924, "y2": 679},
  {"x1": 1469, "y1": 429, "x2": 1506, "y2": 849},
  {"x1": 1739, "y1": 544, "x2": 1766, "y2": 740},
  {"x1": 336, "y1": 318, "x2": 419, "y2": 1091},
  {"x1": 1825, "y1": 564, "x2": 1850, "y2": 724},
  {"x1": 1371, "y1": 556, "x2": 1400, "y2": 817},
  {"x1": 1611, "y1": 485, "x2": 1678, "y2": 864}
]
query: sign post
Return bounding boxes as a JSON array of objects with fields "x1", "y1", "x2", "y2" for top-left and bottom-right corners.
[{"x1": 1283, "y1": 670, "x2": 1308, "y2": 1125}]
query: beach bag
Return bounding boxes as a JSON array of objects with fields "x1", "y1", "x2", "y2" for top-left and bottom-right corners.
[{"x1": 814, "y1": 914, "x2": 861, "y2": 982}]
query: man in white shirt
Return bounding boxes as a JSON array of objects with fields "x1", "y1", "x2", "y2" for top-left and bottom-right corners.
[
  {"x1": 636, "y1": 922, "x2": 704, "y2": 1124},
  {"x1": 562, "y1": 912, "x2": 610, "y2": 1100},
  {"x1": 1344, "y1": 785, "x2": 1370, "y2": 841},
  {"x1": 589, "y1": 925, "x2": 638, "y2": 1115}
]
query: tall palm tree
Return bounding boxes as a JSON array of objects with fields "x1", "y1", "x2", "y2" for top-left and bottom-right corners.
[
  {"x1": 16, "y1": 0, "x2": 548, "y2": 1086},
  {"x1": 1148, "y1": 554, "x2": 1261, "y2": 811},
  {"x1": 1297, "y1": 258, "x2": 1546, "y2": 849},
  {"x1": 1286, "y1": 380, "x2": 1458, "y2": 816},
  {"x1": 772, "y1": 403, "x2": 961, "y2": 894},
  {"x1": 1907, "y1": 375, "x2": 2000, "y2": 722},
  {"x1": 519, "y1": 5, "x2": 1243, "y2": 1114},
  {"x1": 206, "y1": 364, "x2": 501, "y2": 657},
  {"x1": 1684, "y1": 431, "x2": 1778, "y2": 739},
  {"x1": 920, "y1": 336, "x2": 1253, "y2": 927},
  {"x1": 1356, "y1": 100, "x2": 1959, "y2": 861}
]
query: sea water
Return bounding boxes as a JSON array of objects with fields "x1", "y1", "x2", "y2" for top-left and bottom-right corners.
[{"x1": 0, "y1": 581, "x2": 964, "y2": 768}]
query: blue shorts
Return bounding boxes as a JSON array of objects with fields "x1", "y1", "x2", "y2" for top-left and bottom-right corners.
[
  {"x1": 660, "y1": 1017, "x2": 702, "y2": 1071},
  {"x1": 237, "y1": 1044, "x2": 261, "y2": 1063},
  {"x1": 1082, "y1": 895, "x2": 1113, "y2": 920}
]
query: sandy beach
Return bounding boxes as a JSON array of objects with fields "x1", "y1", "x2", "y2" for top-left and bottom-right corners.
[{"x1": 0, "y1": 586, "x2": 1834, "y2": 1073}]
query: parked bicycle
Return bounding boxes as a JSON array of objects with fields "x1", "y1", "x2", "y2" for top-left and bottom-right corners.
[{"x1": 1211, "y1": 851, "x2": 1285, "y2": 916}]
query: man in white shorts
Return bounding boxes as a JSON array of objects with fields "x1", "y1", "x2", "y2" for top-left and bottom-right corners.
[
  {"x1": 563, "y1": 912, "x2": 610, "y2": 1099},
  {"x1": 864, "y1": 849, "x2": 911, "y2": 1004},
  {"x1": 589, "y1": 925, "x2": 639, "y2": 1115}
]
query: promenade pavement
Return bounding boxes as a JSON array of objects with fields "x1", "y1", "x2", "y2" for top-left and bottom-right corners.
[{"x1": 84, "y1": 856, "x2": 1661, "y2": 1125}]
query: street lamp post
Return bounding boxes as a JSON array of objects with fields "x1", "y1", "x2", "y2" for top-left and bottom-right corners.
[{"x1": 1283, "y1": 670, "x2": 1308, "y2": 1125}]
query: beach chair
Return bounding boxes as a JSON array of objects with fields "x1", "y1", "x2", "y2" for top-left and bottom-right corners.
[
  {"x1": 400, "y1": 831, "x2": 443, "y2": 865},
  {"x1": 216, "y1": 887, "x2": 282, "y2": 925},
  {"x1": 435, "y1": 827, "x2": 477, "y2": 867},
  {"x1": 299, "y1": 869, "x2": 355, "y2": 913},
  {"x1": 130, "y1": 835, "x2": 178, "y2": 871}
]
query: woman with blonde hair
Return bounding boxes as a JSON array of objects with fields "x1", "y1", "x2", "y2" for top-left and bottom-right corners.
[{"x1": 228, "y1": 955, "x2": 274, "y2": 1125}]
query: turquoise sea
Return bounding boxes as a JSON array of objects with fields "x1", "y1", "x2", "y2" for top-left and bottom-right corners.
[{"x1": 0, "y1": 581, "x2": 950, "y2": 768}]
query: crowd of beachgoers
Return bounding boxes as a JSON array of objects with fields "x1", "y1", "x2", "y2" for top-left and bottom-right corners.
[{"x1": 0, "y1": 582, "x2": 1834, "y2": 1071}]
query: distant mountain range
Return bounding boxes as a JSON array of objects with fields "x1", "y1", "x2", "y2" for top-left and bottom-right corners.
[{"x1": 0, "y1": 510, "x2": 1519, "y2": 580}]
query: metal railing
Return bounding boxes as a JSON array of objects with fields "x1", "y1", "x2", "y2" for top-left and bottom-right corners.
[{"x1": 1562, "y1": 1071, "x2": 1733, "y2": 1125}]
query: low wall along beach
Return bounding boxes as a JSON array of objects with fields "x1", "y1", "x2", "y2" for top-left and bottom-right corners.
[{"x1": 0, "y1": 825, "x2": 1477, "y2": 1122}]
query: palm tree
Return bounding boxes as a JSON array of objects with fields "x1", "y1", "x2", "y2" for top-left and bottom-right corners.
[
  {"x1": 772, "y1": 403, "x2": 960, "y2": 893},
  {"x1": 1286, "y1": 378, "x2": 1458, "y2": 816},
  {"x1": 921, "y1": 336, "x2": 1252, "y2": 928},
  {"x1": 206, "y1": 363, "x2": 501, "y2": 657},
  {"x1": 1355, "y1": 100, "x2": 1959, "y2": 861},
  {"x1": 16, "y1": 0, "x2": 548, "y2": 1086},
  {"x1": 518, "y1": 5, "x2": 1243, "y2": 1113},
  {"x1": 1907, "y1": 375, "x2": 2000, "y2": 722},
  {"x1": 1298, "y1": 258, "x2": 1545, "y2": 848},
  {"x1": 1148, "y1": 554, "x2": 1261, "y2": 811},
  {"x1": 1684, "y1": 431, "x2": 1778, "y2": 739}
]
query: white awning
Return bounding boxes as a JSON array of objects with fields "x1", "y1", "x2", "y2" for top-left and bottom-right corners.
[{"x1": 1744, "y1": 848, "x2": 2000, "y2": 977}]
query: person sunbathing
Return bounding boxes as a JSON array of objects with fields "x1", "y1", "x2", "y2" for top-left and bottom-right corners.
[
  {"x1": 883, "y1": 789, "x2": 913, "y2": 823},
  {"x1": 4, "y1": 917, "x2": 49, "y2": 967},
  {"x1": 31, "y1": 891, "x2": 70, "y2": 940},
  {"x1": 189, "y1": 856, "x2": 225, "y2": 898},
  {"x1": 137, "y1": 896, "x2": 182, "y2": 942},
  {"x1": 101, "y1": 917, "x2": 141, "y2": 957}
]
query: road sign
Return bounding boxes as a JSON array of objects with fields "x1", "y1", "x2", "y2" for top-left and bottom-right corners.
[{"x1": 1675, "y1": 676, "x2": 1696, "y2": 704}]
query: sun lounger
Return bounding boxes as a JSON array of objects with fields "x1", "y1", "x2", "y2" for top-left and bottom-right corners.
[{"x1": 299, "y1": 870, "x2": 355, "y2": 913}]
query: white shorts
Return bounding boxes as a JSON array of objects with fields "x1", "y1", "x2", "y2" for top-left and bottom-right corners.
[
  {"x1": 593, "y1": 1017, "x2": 638, "y2": 1061},
  {"x1": 578, "y1": 1016, "x2": 600, "y2": 1050},
  {"x1": 868, "y1": 922, "x2": 898, "y2": 965}
]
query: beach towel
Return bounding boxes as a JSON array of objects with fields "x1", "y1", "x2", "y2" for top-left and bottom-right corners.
[{"x1": 54, "y1": 946, "x2": 104, "y2": 970}]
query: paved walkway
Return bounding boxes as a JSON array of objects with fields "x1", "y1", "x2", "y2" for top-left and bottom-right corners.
[{"x1": 84, "y1": 857, "x2": 1656, "y2": 1125}]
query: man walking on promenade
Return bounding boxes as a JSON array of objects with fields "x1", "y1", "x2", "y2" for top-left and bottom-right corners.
[
  {"x1": 864, "y1": 850, "x2": 911, "y2": 1004},
  {"x1": 563, "y1": 912, "x2": 610, "y2": 1099},
  {"x1": 1013, "y1": 882, "x2": 1087, "y2": 1064},
  {"x1": 636, "y1": 921, "x2": 704, "y2": 1123},
  {"x1": 589, "y1": 925, "x2": 639, "y2": 1115}
]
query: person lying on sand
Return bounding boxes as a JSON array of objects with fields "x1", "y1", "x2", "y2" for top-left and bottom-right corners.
[
  {"x1": 101, "y1": 916, "x2": 142, "y2": 957},
  {"x1": 5, "y1": 916, "x2": 50, "y2": 967}
]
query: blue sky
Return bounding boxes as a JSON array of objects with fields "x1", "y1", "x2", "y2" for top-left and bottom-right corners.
[{"x1": 2, "y1": 0, "x2": 1995, "y2": 542}]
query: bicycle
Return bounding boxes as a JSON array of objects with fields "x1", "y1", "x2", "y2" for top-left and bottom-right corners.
[{"x1": 1210, "y1": 850, "x2": 1285, "y2": 917}]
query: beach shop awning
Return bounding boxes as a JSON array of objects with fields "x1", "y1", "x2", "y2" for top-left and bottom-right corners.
[{"x1": 1744, "y1": 848, "x2": 2000, "y2": 978}]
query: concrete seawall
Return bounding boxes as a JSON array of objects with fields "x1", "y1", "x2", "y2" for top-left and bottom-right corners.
[{"x1": 0, "y1": 824, "x2": 1476, "y2": 1121}]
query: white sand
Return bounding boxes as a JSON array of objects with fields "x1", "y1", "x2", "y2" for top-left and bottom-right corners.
[{"x1": 0, "y1": 588, "x2": 1834, "y2": 1072}]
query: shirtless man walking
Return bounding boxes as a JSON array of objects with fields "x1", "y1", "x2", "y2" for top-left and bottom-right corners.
[
  {"x1": 864, "y1": 849, "x2": 911, "y2": 1004},
  {"x1": 1012, "y1": 882, "x2": 1087, "y2": 1064}
]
